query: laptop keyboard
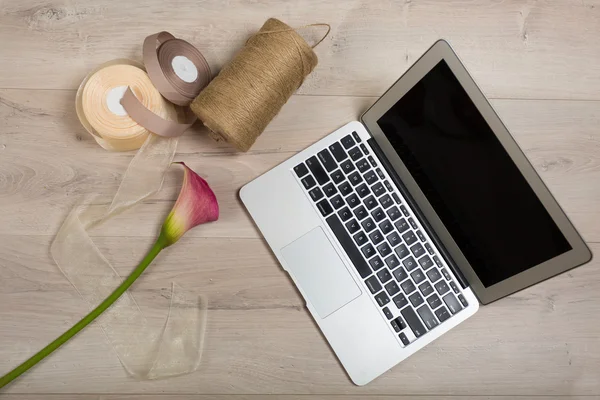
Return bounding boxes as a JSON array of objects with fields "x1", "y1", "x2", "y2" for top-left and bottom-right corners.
[{"x1": 293, "y1": 132, "x2": 469, "y2": 346}]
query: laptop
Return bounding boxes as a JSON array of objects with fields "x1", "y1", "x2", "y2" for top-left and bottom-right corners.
[{"x1": 240, "y1": 40, "x2": 592, "y2": 385}]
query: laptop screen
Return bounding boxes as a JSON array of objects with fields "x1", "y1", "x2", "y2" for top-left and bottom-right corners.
[{"x1": 376, "y1": 60, "x2": 571, "y2": 288}]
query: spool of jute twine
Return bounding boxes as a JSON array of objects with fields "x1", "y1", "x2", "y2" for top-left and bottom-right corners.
[{"x1": 191, "y1": 18, "x2": 330, "y2": 152}]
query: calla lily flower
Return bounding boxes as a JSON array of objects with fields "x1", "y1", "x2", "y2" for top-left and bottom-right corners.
[{"x1": 0, "y1": 163, "x2": 218, "y2": 390}]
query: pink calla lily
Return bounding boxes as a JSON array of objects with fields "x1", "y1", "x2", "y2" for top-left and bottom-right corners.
[{"x1": 0, "y1": 163, "x2": 218, "y2": 390}]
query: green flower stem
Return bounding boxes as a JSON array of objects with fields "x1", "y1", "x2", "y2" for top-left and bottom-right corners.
[{"x1": 0, "y1": 233, "x2": 168, "y2": 390}]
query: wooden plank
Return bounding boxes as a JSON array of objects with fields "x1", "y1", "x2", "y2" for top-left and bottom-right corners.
[
  {"x1": 1, "y1": 237, "x2": 599, "y2": 395},
  {"x1": 0, "y1": 1, "x2": 599, "y2": 99},
  {"x1": 1, "y1": 90, "x2": 599, "y2": 241}
]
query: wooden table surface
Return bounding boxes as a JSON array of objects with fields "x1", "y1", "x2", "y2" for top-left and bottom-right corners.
[{"x1": 1, "y1": 0, "x2": 600, "y2": 398}]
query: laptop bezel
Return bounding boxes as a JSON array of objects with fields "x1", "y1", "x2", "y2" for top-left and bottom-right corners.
[{"x1": 360, "y1": 39, "x2": 592, "y2": 304}]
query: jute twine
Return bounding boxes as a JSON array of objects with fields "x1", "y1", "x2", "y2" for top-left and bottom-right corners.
[{"x1": 191, "y1": 18, "x2": 329, "y2": 152}]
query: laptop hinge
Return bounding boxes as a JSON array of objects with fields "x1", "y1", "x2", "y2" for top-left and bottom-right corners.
[{"x1": 368, "y1": 138, "x2": 469, "y2": 289}]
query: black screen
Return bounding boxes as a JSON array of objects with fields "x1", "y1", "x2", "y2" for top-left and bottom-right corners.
[{"x1": 377, "y1": 60, "x2": 571, "y2": 287}]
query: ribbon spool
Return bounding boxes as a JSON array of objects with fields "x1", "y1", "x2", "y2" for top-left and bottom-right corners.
[
  {"x1": 191, "y1": 18, "x2": 328, "y2": 152},
  {"x1": 76, "y1": 33, "x2": 212, "y2": 151}
]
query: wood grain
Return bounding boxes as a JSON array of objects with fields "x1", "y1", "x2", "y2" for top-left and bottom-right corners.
[
  {"x1": 0, "y1": 0, "x2": 599, "y2": 99},
  {"x1": 2, "y1": 0, "x2": 600, "y2": 397},
  {"x1": 1, "y1": 90, "x2": 600, "y2": 241}
]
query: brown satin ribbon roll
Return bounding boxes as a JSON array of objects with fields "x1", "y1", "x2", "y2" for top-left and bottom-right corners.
[{"x1": 118, "y1": 31, "x2": 212, "y2": 139}]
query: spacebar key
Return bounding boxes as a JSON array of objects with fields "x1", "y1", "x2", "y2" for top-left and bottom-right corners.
[
  {"x1": 326, "y1": 214, "x2": 371, "y2": 278},
  {"x1": 401, "y1": 307, "x2": 427, "y2": 338}
]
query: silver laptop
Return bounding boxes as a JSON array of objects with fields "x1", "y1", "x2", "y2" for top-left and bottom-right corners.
[{"x1": 240, "y1": 40, "x2": 591, "y2": 385}]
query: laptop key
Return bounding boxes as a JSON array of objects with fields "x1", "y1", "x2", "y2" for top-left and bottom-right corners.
[
  {"x1": 353, "y1": 231, "x2": 368, "y2": 246},
  {"x1": 331, "y1": 195, "x2": 344, "y2": 210},
  {"x1": 348, "y1": 171, "x2": 362, "y2": 186},
  {"x1": 425, "y1": 243, "x2": 434, "y2": 255},
  {"x1": 392, "y1": 193, "x2": 401, "y2": 204},
  {"x1": 364, "y1": 195, "x2": 377, "y2": 210},
  {"x1": 329, "y1": 142, "x2": 348, "y2": 162},
  {"x1": 377, "y1": 242, "x2": 392, "y2": 257},
  {"x1": 346, "y1": 193, "x2": 359, "y2": 207},
  {"x1": 354, "y1": 205, "x2": 368, "y2": 220},
  {"x1": 326, "y1": 214, "x2": 371, "y2": 278},
  {"x1": 411, "y1": 243, "x2": 425, "y2": 258},
  {"x1": 375, "y1": 291, "x2": 390, "y2": 307},
  {"x1": 387, "y1": 231, "x2": 401, "y2": 247},
  {"x1": 376, "y1": 168, "x2": 385, "y2": 179},
  {"x1": 426, "y1": 268, "x2": 441, "y2": 283},
  {"x1": 390, "y1": 318, "x2": 401, "y2": 332},
  {"x1": 458, "y1": 294, "x2": 469, "y2": 307},
  {"x1": 384, "y1": 180, "x2": 393, "y2": 192},
  {"x1": 361, "y1": 217, "x2": 376, "y2": 233},
  {"x1": 427, "y1": 294, "x2": 442, "y2": 309},
  {"x1": 401, "y1": 307, "x2": 426, "y2": 338},
  {"x1": 379, "y1": 194, "x2": 393, "y2": 209},
  {"x1": 403, "y1": 231, "x2": 418, "y2": 246},
  {"x1": 356, "y1": 158, "x2": 370, "y2": 173},
  {"x1": 419, "y1": 281, "x2": 434, "y2": 297},
  {"x1": 416, "y1": 230, "x2": 426, "y2": 242},
  {"x1": 393, "y1": 293, "x2": 409, "y2": 309},
  {"x1": 402, "y1": 256, "x2": 417, "y2": 271},
  {"x1": 349, "y1": 146, "x2": 362, "y2": 161},
  {"x1": 435, "y1": 306, "x2": 451, "y2": 322},
  {"x1": 341, "y1": 134, "x2": 355, "y2": 149},
  {"x1": 317, "y1": 149, "x2": 338, "y2": 172},
  {"x1": 417, "y1": 304, "x2": 439, "y2": 330},
  {"x1": 339, "y1": 181, "x2": 352, "y2": 196},
  {"x1": 395, "y1": 244, "x2": 410, "y2": 259},
  {"x1": 365, "y1": 275, "x2": 382, "y2": 294},
  {"x1": 399, "y1": 332, "x2": 410, "y2": 346},
  {"x1": 301, "y1": 175, "x2": 316, "y2": 190},
  {"x1": 435, "y1": 280, "x2": 450, "y2": 296},
  {"x1": 400, "y1": 279, "x2": 416, "y2": 294},
  {"x1": 371, "y1": 207, "x2": 385, "y2": 222},
  {"x1": 409, "y1": 291, "x2": 424, "y2": 307},
  {"x1": 306, "y1": 156, "x2": 330, "y2": 185},
  {"x1": 450, "y1": 281, "x2": 460, "y2": 294},
  {"x1": 385, "y1": 280, "x2": 400, "y2": 296},
  {"x1": 433, "y1": 255, "x2": 443, "y2": 268},
  {"x1": 400, "y1": 205, "x2": 410, "y2": 216},
  {"x1": 387, "y1": 206, "x2": 401, "y2": 221},
  {"x1": 379, "y1": 219, "x2": 393, "y2": 234},
  {"x1": 323, "y1": 182, "x2": 337, "y2": 197},
  {"x1": 418, "y1": 255, "x2": 434, "y2": 270},
  {"x1": 364, "y1": 170, "x2": 378, "y2": 185},
  {"x1": 385, "y1": 254, "x2": 400, "y2": 269},
  {"x1": 369, "y1": 229, "x2": 384, "y2": 245},
  {"x1": 372, "y1": 182, "x2": 386, "y2": 197},
  {"x1": 377, "y1": 268, "x2": 392, "y2": 284},
  {"x1": 340, "y1": 159, "x2": 355, "y2": 174},
  {"x1": 443, "y1": 293, "x2": 463, "y2": 314},
  {"x1": 361, "y1": 243, "x2": 375, "y2": 259},
  {"x1": 357, "y1": 183, "x2": 370, "y2": 198},
  {"x1": 395, "y1": 218, "x2": 409, "y2": 233},
  {"x1": 369, "y1": 256, "x2": 384, "y2": 271},
  {"x1": 383, "y1": 306, "x2": 393, "y2": 320},
  {"x1": 393, "y1": 266, "x2": 408, "y2": 282},
  {"x1": 352, "y1": 131, "x2": 361, "y2": 143},
  {"x1": 345, "y1": 218, "x2": 360, "y2": 234},
  {"x1": 316, "y1": 199, "x2": 333, "y2": 216},
  {"x1": 309, "y1": 187, "x2": 324, "y2": 201},
  {"x1": 411, "y1": 268, "x2": 426, "y2": 284},
  {"x1": 294, "y1": 162, "x2": 309, "y2": 177},
  {"x1": 408, "y1": 218, "x2": 418, "y2": 230},
  {"x1": 368, "y1": 156, "x2": 376, "y2": 167},
  {"x1": 330, "y1": 169, "x2": 344, "y2": 184},
  {"x1": 441, "y1": 268, "x2": 452, "y2": 281},
  {"x1": 360, "y1": 143, "x2": 368, "y2": 153},
  {"x1": 338, "y1": 207, "x2": 352, "y2": 221}
]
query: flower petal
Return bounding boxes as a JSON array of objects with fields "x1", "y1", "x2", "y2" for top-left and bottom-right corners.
[{"x1": 161, "y1": 162, "x2": 219, "y2": 246}]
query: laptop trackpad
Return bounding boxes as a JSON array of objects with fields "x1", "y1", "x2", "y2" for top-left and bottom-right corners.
[{"x1": 281, "y1": 227, "x2": 361, "y2": 319}]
